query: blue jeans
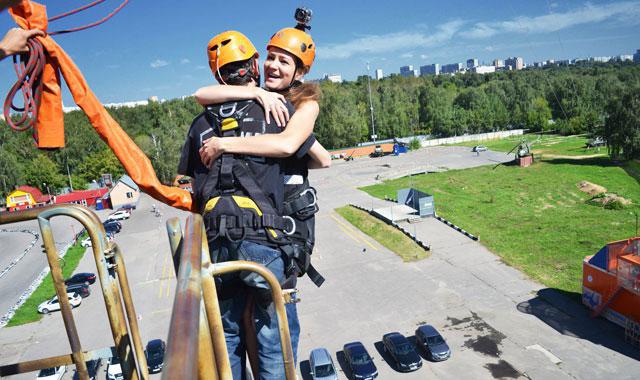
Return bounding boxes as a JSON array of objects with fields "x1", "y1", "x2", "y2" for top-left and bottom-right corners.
[{"x1": 212, "y1": 240, "x2": 299, "y2": 380}]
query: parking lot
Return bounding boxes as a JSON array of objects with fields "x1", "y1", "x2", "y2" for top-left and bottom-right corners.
[{"x1": 1, "y1": 146, "x2": 638, "y2": 379}]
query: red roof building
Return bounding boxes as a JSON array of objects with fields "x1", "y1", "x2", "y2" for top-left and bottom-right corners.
[
  {"x1": 54, "y1": 188, "x2": 109, "y2": 207},
  {"x1": 16, "y1": 185, "x2": 52, "y2": 203}
]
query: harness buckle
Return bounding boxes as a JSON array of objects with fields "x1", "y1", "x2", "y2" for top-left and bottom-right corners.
[
  {"x1": 299, "y1": 188, "x2": 317, "y2": 208},
  {"x1": 282, "y1": 288, "x2": 300, "y2": 304},
  {"x1": 283, "y1": 216, "x2": 296, "y2": 236}
]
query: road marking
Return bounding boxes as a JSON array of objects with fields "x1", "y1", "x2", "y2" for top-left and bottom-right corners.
[
  {"x1": 526, "y1": 344, "x2": 562, "y2": 365},
  {"x1": 158, "y1": 252, "x2": 168, "y2": 298},
  {"x1": 330, "y1": 214, "x2": 378, "y2": 251},
  {"x1": 332, "y1": 214, "x2": 378, "y2": 251}
]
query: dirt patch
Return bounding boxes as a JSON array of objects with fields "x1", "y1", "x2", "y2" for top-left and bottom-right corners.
[
  {"x1": 577, "y1": 181, "x2": 607, "y2": 196},
  {"x1": 589, "y1": 193, "x2": 632, "y2": 206}
]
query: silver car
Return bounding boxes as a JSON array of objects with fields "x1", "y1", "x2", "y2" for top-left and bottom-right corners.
[{"x1": 309, "y1": 348, "x2": 338, "y2": 380}]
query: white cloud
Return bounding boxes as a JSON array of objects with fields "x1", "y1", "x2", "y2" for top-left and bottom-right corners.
[
  {"x1": 180, "y1": 58, "x2": 191, "y2": 64},
  {"x1": 150, "y1": 59, "x2": 169, "y2": 68},
  {"x1": 463, "y1": 1, "x2": 640, "y2": 39},
  {"x1": 196, "y1": 65, "x2": 207, "y2": 70},
  {"x1": 318, "y1": 20, "x2": 465, "y2": 60},
  {"x1": 401, "y1": 52, "x2": 414, "y2": 58},
  {"x1": 420, "y1": 54, "x2": 428, "y2": 59}
]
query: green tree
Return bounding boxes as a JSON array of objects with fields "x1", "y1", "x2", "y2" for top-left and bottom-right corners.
[
  {"x1": 604, "y1": 87, "x2": 640, "y2": 160},
  {"x1": 77, "y1": 149, "x2": 125, "y2": 183},
  {"x1": 526, "y1": 97, "x2": 552, "y2": 132},
  {"x1": 22, "y1": 154, "x2": 66, "y2": 192}
]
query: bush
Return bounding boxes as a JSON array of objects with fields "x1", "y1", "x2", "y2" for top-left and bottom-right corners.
[
  {"x1": 409, "y1": 138, "x2": 421, "y2": 150},
  {"x1": 604, "y1": 199, "x2": 626, "y2": 210}
]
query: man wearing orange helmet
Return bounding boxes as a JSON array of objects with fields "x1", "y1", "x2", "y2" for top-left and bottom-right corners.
[{"x1": 179, "y1": 29, "x2": 326, "y2": 379}]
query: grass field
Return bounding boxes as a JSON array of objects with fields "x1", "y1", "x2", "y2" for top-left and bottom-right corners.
[
  {"x1": 335, "y1": 206, "x2": 429, "y2": 262},
  {"x1": 7, "y1": 239, "x2": 87, "y2": 327},
  {"x1": 361, "y1": 150, "x2": 639, "y2": 294},
  {"x1": 453, "y1": 134, "x2": 607, "y2": 157}
]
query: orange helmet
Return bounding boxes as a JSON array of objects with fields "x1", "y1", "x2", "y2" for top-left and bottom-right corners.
[
  {"x1": 207, "y1": 31, "x2": 258, "y2": 74},
  {"x1": 267, "y1": 27, "x2": 315, "y2": 69}
]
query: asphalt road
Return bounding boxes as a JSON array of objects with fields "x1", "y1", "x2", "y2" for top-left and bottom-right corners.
[{"x1": 1, "y1": 146, "x2": 638, "y2": 379}]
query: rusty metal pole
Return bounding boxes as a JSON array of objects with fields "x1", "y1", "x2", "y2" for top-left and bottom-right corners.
[
  {"x1": 112, "y1": 245, "x2": 149, "y2": 379},
  {"x1": 37, "y1": 211, "x2": 89, "y2": 379},
  {"x1": 199, "y1": 224, "x2": 233, "y2": 379},
  {"x1": 162, "y1": 214, "x2": 202, "y2": 380}
]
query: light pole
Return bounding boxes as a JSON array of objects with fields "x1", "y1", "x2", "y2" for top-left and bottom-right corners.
[
  {"x1": 366, "y1": 62, "x2": 376, "y2": 143},
  {"x1": 43, "y1": 182, "x2": 51, "y2": 203}
]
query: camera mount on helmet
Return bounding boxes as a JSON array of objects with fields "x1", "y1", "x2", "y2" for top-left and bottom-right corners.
[{"x1": 294, "y1": 7, "x2": 312, "y2": 31}]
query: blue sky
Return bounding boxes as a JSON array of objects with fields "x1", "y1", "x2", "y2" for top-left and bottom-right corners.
[{"x1": 1, "y1": 0, "x2": 639, "y2": 104}]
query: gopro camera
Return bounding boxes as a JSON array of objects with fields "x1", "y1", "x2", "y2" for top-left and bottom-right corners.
[{"x1": 295, "y1": 7, "x2": 312, "y2": 31}]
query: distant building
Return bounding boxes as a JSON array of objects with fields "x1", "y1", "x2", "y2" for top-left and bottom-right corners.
[
  {"x1": 634, "y1": 49, "x2": 640, "y2": 63},
  {"x1": 106, "y1": 175, "x2": 140, "y2": 209},
  {"x1": 471, "y1": 65, "x2": 496, "y2": 74},
  {"x1": 322, "y1": 74, "x2": 343, "y2": 83},
  {"x1": 420, "y1": 64, "x2": 440, "y2": 76},
  {"x1": 441, "y1": 63, "x2": 463, "y2": 74},
  {"x1": 590, "y1": 56, "x2": 611, "y2": 63},
  {"x1": 616, "y1": 55, "x2": 633, "y2": 62},
  {"x1": 54, "y1": 188, "x2": 109, "y2": 208},
  {"x1": 5, "y1": 186, "x2": 51, "y2": 212},
  {"x1": 400, "y1": 65, "x2": 414, "y2": 77},
  {"x1": 375, "y1": 69, "x2": 383, "y2": 80},
  {"x1": 492, "y1": 59, "x2": 504, "y2": 68},
  {"x1": 505, "y1": 57, "x2": 524, "y2": 70},
  {"x1": 467, "y1": 58, "x2": 478, "y2": 69}
]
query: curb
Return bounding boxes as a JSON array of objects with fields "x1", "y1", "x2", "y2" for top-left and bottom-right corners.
[
  {"x1": 434, "y1": 215, "x2": 479, "y2": 241},
  {"x1": 349, "y1": 204, "x2": 431, "y2": 251}
]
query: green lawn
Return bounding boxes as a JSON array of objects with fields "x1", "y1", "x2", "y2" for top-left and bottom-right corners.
[
  {"x1": 453, "y1": 134, "x2": 606, "y2": 157},
  {"x1": 335, "y1": 206, "x2": 429, "y2": 261},
  {"x1": 361, "y1": 158, "x2": 639, "y2": 293},
  {"x1": 7, "y1": 238, "x2": 88, "y2": 327}
]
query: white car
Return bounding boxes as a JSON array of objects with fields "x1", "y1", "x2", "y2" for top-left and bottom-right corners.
[
  {"x1": 38, "y1": 293, "x2": 82, "y2": 314},
  {"x1": 37, "y1": 365, "x2": 65, "y2": 379},
  {"x1": 107, "y1": 355, "x2": 123, "y2": 380},
  {"x1": 107, "y1": 210, "x2": 130, "y2": 221},
  {"x1": 81, "y1": 237, "x2": 92, "y2": 248}
]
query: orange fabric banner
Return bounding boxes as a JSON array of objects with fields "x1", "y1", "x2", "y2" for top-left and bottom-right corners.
[{"x1": 9, "y1": 1, "x2": 193, "y2": 211}]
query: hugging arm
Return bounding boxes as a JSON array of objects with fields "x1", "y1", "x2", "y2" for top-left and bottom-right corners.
[{"x1": 200, "y1": 101, "x2": 320, "y2": 167}]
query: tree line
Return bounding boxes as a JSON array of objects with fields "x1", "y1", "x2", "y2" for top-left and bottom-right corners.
[{"x1": 1, "y1": 62, "x2": 638, "y2": 198}]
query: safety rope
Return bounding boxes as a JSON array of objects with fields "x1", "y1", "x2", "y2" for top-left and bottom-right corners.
[{"x1": 3, "y1": 0, "x2": 129, "y2": 133}]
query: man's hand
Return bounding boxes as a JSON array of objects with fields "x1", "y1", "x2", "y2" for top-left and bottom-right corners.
[
  {"x1": 0, "y1": 28, "x2": 44, "y2": 60},
  {"x1": 253, "y1": 87, "x2": 289, "y2": 127},
  {"x1": 199, "y1": 137, "x2": 225, "y2": 168}
]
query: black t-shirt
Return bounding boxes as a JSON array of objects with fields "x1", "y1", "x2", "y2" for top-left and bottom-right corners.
[{"x1": 178, "y1": 99, "x2": 296, "y2": 213}]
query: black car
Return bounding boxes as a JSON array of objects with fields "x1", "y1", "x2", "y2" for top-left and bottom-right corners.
[
  {"x1": 103, "y1": 221, "x2": 122, "y2": 233},
  {"x1": 343, "y1": 342, "x2": 378, "y2": 379},
  {"x1": 72, "y1": 358, "x2": 102, "y2": 380},
  {"x1": 145, "y1": 339, "x2": 166, "y2": 373},
  {"x1": 66, "y1": 283, "x2": 91, "y2": 298},
  {"x1": 382, "y1": 332, "x2": 422, "y2": 372},
  {"x1": 415, "y1": 325, "x2": 451, "y2": 361},
  {"x1": 64, "y1": 272, "x2": 96, "y2": 286}
]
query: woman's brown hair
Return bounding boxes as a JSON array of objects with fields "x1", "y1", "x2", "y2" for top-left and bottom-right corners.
[{"x1": 282, "y1": 81, "x2": 321, "y2": 109}]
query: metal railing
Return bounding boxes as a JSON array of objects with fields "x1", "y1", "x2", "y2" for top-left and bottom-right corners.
[
  {"x1": 162, "y1": 213, "x2": 296, "y2": 380},
  {"x1": 0, "y1": 204, "x2": 148, "y2": 380},
  {"x1": 0, "y1": 206, "x2": 295, "y2": 379}
]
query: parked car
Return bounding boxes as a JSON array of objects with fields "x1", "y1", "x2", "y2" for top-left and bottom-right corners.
[
  {"x1": 104, "y1": 224, "x2": 120, "y2": 235},
  {"x1": 80, "y1": 237, "x2": 92, "y2": 248},
  {"x1": 586, "y1": 136, "x2": 605, "y2": 148},
  {"x1": 65, "y1": 272, "x2": 96, "y2": 286},
  {"x1": 472, "y1": 145, "x2": 488, "y2": 152},
  {"x1": 37, "y1": 365, "x2": 65, "y2": 379},
  {"x1": 38, "y1": 293, "x2": 82, "y2": 314},
  {"x1": 309, "y1": 348, "x2": 338, "y2": 380},
  {"x1": 145, "y1": 339, "x2": 166, "y2": 373},
  {"x1": 382, "y1": 332, "x2": 422, "y2": 372},
  {"x1": 343, "y1": 341, "x2": 378, "y2": 379},
  {"x1": 103, "y1": 220, "x2": 122, "y2": 232},
  {"x1": 72, "y1": 359, "x2": 101, "y2": 380},
  {"x1": 66, "y1": 283, "x2": 91, "y2": 298},
  {"x1": 415, "y1": 325, "x2": 451, "y2": 361},
  {"x1": 107, "y1": 210, "x2": 130, "y2": 221},
  {"x1": 107, "y1": 355, "x2": 123, "y2": 380}
]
